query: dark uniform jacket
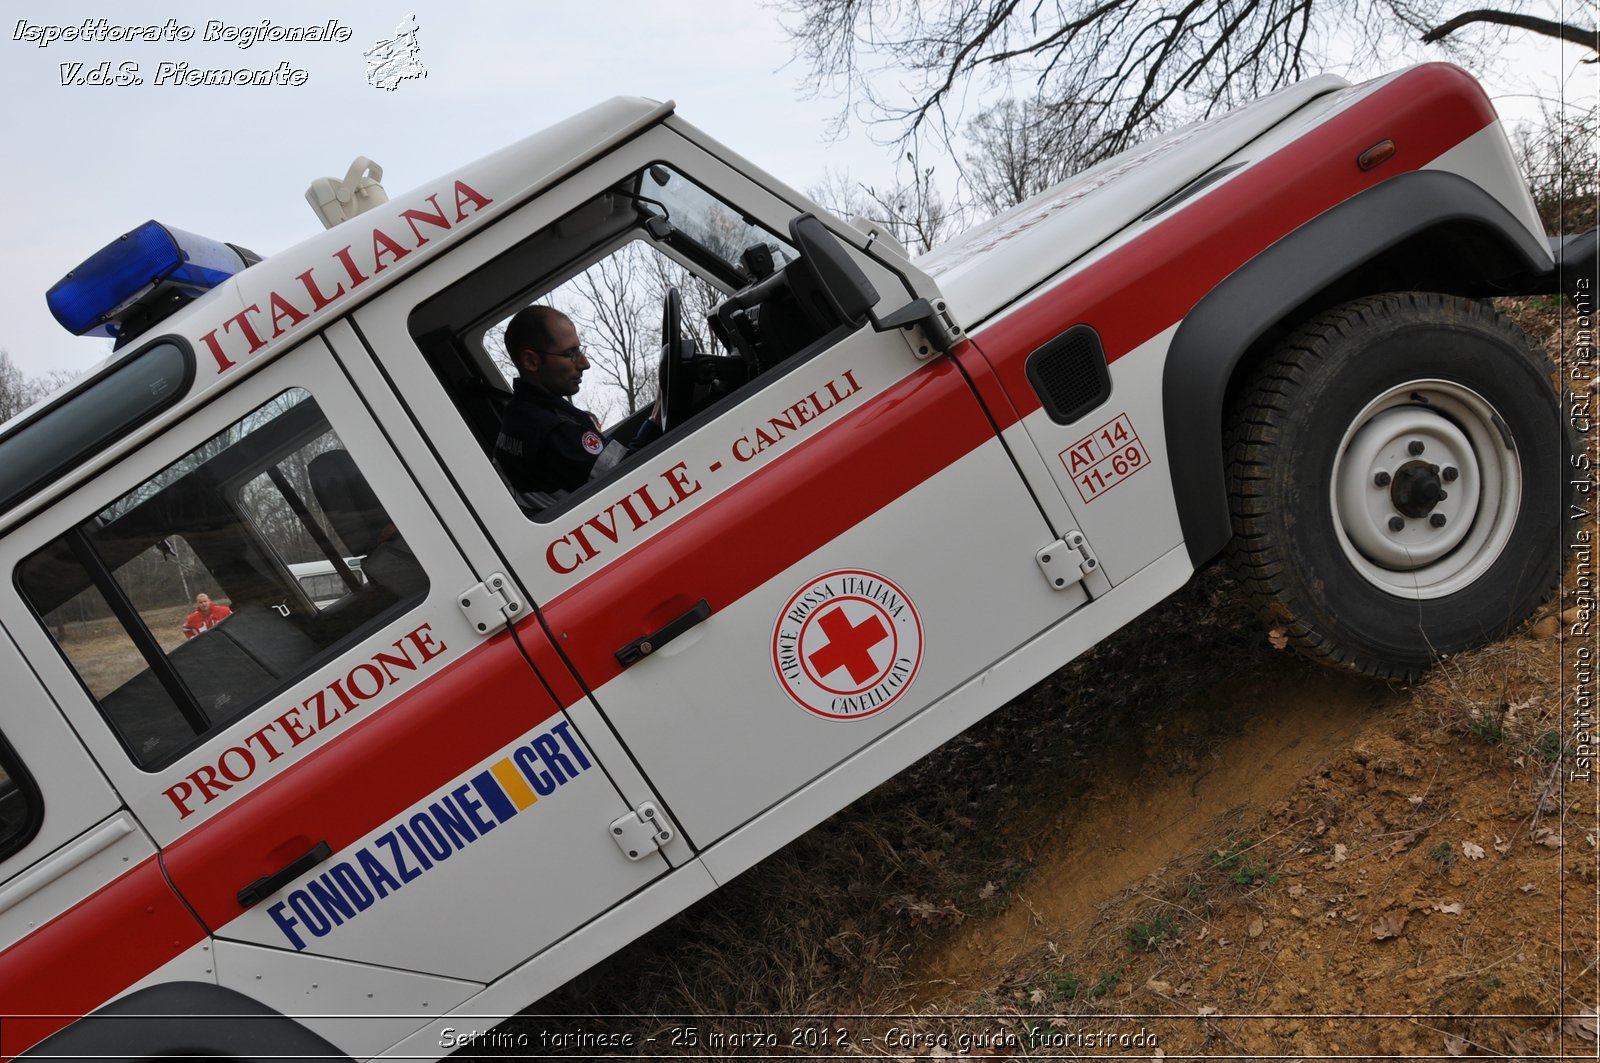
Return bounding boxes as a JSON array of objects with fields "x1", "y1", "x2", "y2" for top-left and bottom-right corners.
[{"x1": 495, "y1": 378, "x2": 605, "y2": 494}]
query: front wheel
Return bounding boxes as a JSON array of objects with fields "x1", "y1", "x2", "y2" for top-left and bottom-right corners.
[{"x1": 1227, "y1": 293, "x2": 1567, "y2": 679}]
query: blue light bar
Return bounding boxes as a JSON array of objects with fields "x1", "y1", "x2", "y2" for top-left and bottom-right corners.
[{"x1": 47, "y1": 221, "x2": 249, "y2": 338}]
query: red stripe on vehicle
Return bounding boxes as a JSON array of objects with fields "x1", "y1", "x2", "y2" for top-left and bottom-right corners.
[
  {"x1": 949, "y1": 338, "x2": 1025, "y2": 431},
  {"x1": 521, "y1": 623, "x2": 587, "y2": 708},
  {"x1": 965, "y1": 64, "x2": 1498, "y2": 422},
  {"x1": 0, "y1": 857, "x2": 205, "y2": 1058},
  {"x1": 532, "y1": 358, "x2": 994, "y2": 687}
]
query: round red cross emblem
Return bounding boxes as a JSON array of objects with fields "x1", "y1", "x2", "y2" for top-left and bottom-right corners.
[{"x1": 772, "y1": 569, "x2": 923, "y2": 720}]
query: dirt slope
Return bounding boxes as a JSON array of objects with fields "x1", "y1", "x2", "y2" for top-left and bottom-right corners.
[
  {"x1": 898, "y1": 632, "x2": 1590, "y2": 1059},
  {"x1": 905, "y1": 658, "x2": 1392, "y2": 1000}
]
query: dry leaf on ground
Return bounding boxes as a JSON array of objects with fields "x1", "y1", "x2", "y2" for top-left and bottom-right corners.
[
  {"x1": 1372, "y1": 914, "x2": 1406, "y2": 940},
  {"x1": 1461, "y1": 841, "x2": 1486, "y2": 860},
  {"x1": 1431, "y1": 900, "x2": 1463, "y2": 915}
]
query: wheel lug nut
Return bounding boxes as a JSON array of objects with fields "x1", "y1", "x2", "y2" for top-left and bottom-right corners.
[
  {"x1": 1374, "y1": 471, "x2": 1391, "y2": 487},
  {"x1": 1442, "y1": 466, "x2": 1458, "y2": 482},
  {"x1": 1389, "y1": 516, "x2": 1406, "y2": 532},
  {"x1": 1438, "y1": 490, "x2": 1447, "y2": 500},
  {"x1": 1430, "y1": 513, "x2": 1447, "y2": 528},
  {"x1": 1408, "y1": 440, "x2": 1425, "y2": 455}
]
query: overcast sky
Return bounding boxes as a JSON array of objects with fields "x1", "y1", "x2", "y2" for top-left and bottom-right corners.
[
  {"x1": 1, "y1": 2, "x2": 1588, "y2": 382},
  {"x1": 0, "y1": 1, "x2": 905, "y2": 380}
]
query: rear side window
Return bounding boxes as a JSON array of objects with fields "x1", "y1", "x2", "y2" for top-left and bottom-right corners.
[{"x1": 17, "y1": 390, "x2": 428, "y2": 769}]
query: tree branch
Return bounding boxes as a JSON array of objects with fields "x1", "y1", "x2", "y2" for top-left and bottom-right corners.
[{"x1": 1422, "y1": 8, "x2": 1597, "y2": 49}]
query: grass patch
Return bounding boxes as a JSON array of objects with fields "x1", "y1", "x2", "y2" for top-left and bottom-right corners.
[
  {"x1": 1086, "y1": 964, "x2": 1124, "y2": 999},
  {"x1": 1527, "y1": 729, "x2": 1567, "y2": 763},
  {"x1": 1467, "y1": 713, "x2": 1505, "y2": 744},
  {"x1": 1124, "y1": 913, "x2": 1181, "y2": 952},
  {"x1": 1051, "y1": 973, "x2": 1084, "y2": 1000},
  {"x1": 1211, "y1": 836, "x2": 1279, "y2": 887}
]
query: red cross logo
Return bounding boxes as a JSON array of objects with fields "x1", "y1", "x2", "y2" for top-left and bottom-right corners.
[
  {"x1": 772, "y1": 570, "x2": 923, "y2": 720},
  {"x1": 806, "y1": 606, "x2": 890, "y2": 685}
]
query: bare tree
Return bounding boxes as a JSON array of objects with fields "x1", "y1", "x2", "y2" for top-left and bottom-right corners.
[
  {"x1": 0, "y1": 350, "x2": 31, "y2": 423},
  {"x1": 570, "y1": 244, "x2": 659, "y2": 421},
  {"x1": 810, "y1": 158, "x2": 969, "y2": 254},
  {"x1": 1510, "y1": 101, "x2": 1599, "y2": 232},
  {"x1": 964, "y1": 96, "x2": 1108, "y2": 213},
  {"x1": 779, "y1": 0, "x2": 1589, "y2": 157},
  {"x1": 649, "y1": 254, "x2": 726, "y2": 352},
  {"x1": 0, "y1": 352, "x2": 81, "y2": 424}
]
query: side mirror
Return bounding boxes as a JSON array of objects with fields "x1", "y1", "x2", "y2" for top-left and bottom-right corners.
[
  {"x1": 788, "y1": 214, "x2": 879, "y2": 327},
  {"x1": 787, "y1": 212, "x2": 960, "y2": 353}
]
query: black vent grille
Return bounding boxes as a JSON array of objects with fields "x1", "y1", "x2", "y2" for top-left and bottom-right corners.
[{"x1": 1025, "y1": 325, "x2": 1111, "y2": 425}]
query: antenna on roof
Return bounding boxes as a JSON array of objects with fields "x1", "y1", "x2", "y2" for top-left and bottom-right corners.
[{"x1": 305, "y1": 157, "x2": 388, "y2": 230}]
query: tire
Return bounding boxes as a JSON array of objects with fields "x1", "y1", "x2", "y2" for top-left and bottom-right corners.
[{"x1": 1226, "y1": 292, "x2": 1567, "y2": 679}]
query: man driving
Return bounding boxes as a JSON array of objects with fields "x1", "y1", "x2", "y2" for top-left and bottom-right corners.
[
  {"x1": 495, "y1": 304, "x2": 661, "y2": 495},
  {"x1": 495, "y1": 305, "x2": 605, "y2": 494}
]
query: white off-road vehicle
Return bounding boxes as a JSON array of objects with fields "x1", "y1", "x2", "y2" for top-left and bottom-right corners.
[{"x1": 0, "y1": 62, "x2": 1584, "y2": 1060}]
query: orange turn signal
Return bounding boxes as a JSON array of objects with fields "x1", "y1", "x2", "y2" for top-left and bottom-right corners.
[{"x1": 1358, "y1": 139, "x2": 1396, "y2": 171}]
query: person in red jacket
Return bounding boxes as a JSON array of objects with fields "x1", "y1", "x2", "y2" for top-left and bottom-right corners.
[{"x1": 181, "y1": 592, "x2": 232, "y2": 638}]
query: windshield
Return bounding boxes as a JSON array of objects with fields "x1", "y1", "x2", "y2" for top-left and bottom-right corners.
[{"x1": 639, "y1": 165, "x2": 794, "y2": 279}]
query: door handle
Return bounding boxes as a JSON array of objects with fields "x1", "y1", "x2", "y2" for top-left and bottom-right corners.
[
  {"x1": 237, "y1": 840, "x2": 332, "y2": 908},
  {"x1": 615, "y1": 599, "x2": 712, "y2": 667}
]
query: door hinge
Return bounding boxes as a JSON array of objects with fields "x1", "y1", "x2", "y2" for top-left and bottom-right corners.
[
  {"x1": 886, "y1": 298, "x2": 965, "y2": 361},
  {"x1": 1036, "y1": 531, "x2": 1099, "y2": 590},
  {"x1": 457, "y1": 572, "x2": 525, "y2": 634},
  {"x1": 609, "y1": 802, "x2": 674, "y2": 861}
]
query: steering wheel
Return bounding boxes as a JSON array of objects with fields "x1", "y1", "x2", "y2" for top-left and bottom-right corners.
[{"x1": 658, "y1": 286, "x2": 695, "y2": 431}]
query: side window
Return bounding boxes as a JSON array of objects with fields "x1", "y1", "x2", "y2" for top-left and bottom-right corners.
[
  {"x1": 406, "y1": 163, "x2": 853, "y2": 517},
  {"x1": 16, "y1": 389, "x2": 427, "y2": 770},
  {"x1": 480, "y1": 238, "x2": 728, "y2": 426},
  {"x1": 0, "y1": 739, "x2": 42, "y2": 861}
]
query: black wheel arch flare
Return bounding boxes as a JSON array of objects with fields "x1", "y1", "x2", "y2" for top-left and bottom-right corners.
[
  {"x1": 21, "y1": 982, "x2": 352, "y2": 1062},
  {"x1": 1164, "y1": 169, "x2": 1555, "y2": 568}
]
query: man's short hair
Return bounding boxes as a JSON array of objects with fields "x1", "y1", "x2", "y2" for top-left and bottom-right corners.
[{"x1": 504, "y1": 305, "x2": 569, "y2": 366}]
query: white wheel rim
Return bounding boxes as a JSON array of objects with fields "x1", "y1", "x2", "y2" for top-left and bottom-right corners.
[{"x1": 1331, "y1": 379, "x2": 1520, "y2": 599}]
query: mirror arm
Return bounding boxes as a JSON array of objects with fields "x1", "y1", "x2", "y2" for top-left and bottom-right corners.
[{"x1": 867, "y1": 298, "x2": 959, "y2": 353}]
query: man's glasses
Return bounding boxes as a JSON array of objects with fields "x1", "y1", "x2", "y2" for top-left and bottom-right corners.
[{"x1": 543, "y1": 346, "x2": 585, "y2": 361}]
